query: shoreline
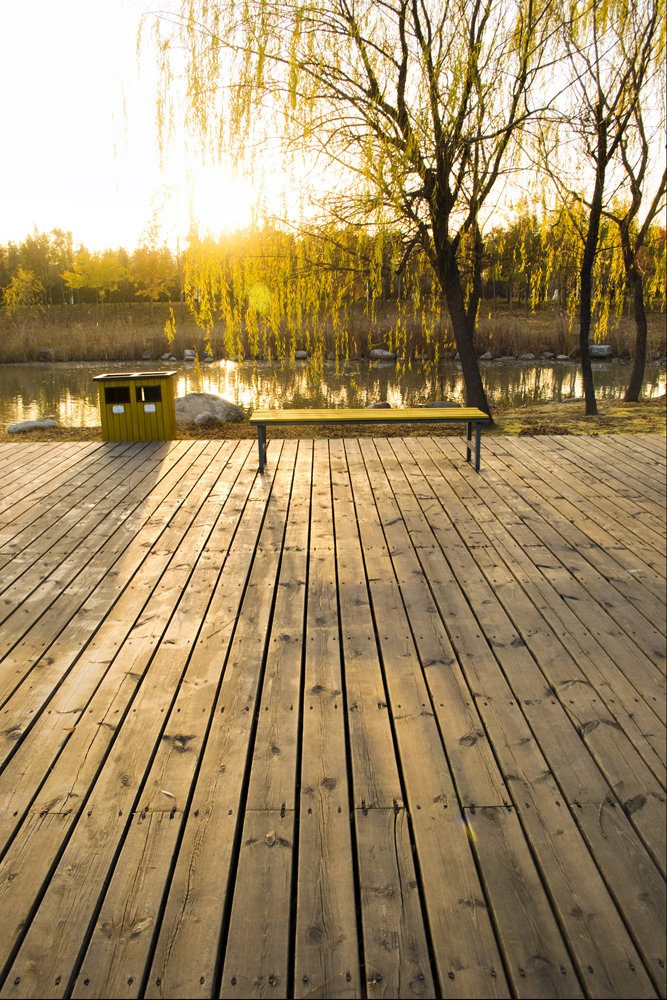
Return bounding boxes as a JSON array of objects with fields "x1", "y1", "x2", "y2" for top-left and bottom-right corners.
[{"x1": 2, "y1": 397, "x2": 665, "y2": 443}]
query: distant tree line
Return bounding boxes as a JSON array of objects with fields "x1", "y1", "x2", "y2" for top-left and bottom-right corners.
[{"x1": 1, "y1": 206, "x2": 664, "y2": 324}]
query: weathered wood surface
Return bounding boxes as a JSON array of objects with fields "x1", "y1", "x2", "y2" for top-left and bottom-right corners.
[{"x1": 0, "y1": 433, "x2": 664, "y2": 1000}]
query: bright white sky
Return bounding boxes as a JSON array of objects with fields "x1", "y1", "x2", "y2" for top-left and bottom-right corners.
[{"x1": 0, "y1": 0, "x2": 258, "y2": 251}]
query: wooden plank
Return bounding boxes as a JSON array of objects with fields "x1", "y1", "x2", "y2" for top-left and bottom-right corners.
[
  {"x1": 566, "y1": 434, "x2": 667, "y2": 500},
  {"x1": 345, "y1": 439, "x2": 510, "y2": 999},
  {"x1": 360, "y1": 438, "x2": 584, "y2": 998},
  {"x1": 499, "y1": 436, "x2": 666, "y2": 595},
  {"x1": 293, "y1": 439, "x2": 361, "y2": 999},
  {"x1": 220, "y1": 440, "x2": 312, "y2": 998},
  {"x1": 0, "y1": 442, "x2": 141, "y2": 554},
  {"x1": 330, "y1": 438, "x2": 406, "y2": 808},
  {"x1": 490, "y1": 440, "x2": 666, "y2": 651},
  {"x1": 0, "y1": 444, "x2": 277, "y2": 996},
  {"x1": 0, "y1": 442, "x2": 246, "y2": 852},
  {"x1": 509, "y1": 436, "x2": 666, "y2": 587},
  {"x1": 414, "y1": 438, "x2": 664, "y2": 780},
  {"x1": 539, "y1": 435, "x2": 666, "y2": 526},
  {"x1": 330, "y1": 439, "x2": 436, "y2": 999},
  {"x1": 422, "y1": 440, "x2": 666, "y2": 784},
  {"x1": 0, "y1": 442, "x2": 215, "y2": 707},
  {"x1": 374, "y1": 436, "x2": 660, "y2": 998},
  {"x1": 219, "y1": 810, "x2": 296, "y2": 999},
  {"x1": 0, "y1": 442, "x2": 96, "y2": 503},
  {"x1": 354, "y1": 808, "x2": 436, "y2": 1000},
  {"x1": 66, "y1": 442, "x2": 296, "y2": 1000},
  {"x1": 0, "y1": 442, "x2": 192, "y2": 633},
  {"x1": 0, "y1": 441, "x2": 101, "y2": 496},
  {"x1": 478, "y1": 447, "x2": 666, "y2": 701},
  {"x1": 141, "y1": 444, "x2": 302, "y2": 1000},
  {"x1": 0, "y1": 442, "x2": 182, "y2": 603},
  {"x1": 408, "y1": 436, "x2": 666, "y2": 989}
]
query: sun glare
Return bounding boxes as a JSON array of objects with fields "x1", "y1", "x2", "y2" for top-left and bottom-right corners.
[{"x1": 187, "y1": 165, "x2": 258, "y2": 235}]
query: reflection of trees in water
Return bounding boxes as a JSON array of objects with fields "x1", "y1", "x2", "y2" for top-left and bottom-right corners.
[
  {"x1": 158, "y1": 359, "x2": 667, "y2": 411},
  {"x1": 0, "y1": 360, "x2": 664, "y2": 427}
]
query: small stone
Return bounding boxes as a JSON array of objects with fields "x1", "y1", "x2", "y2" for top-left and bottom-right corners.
[
  {"x1": 479, "y1": 351, "x2": 493, "y2": 360},
  {"x1": 589, "y1": 344, "x2": 613, "y2": 358}
]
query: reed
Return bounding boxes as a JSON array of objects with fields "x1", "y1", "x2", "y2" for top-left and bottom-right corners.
[{"x1": 0, "y1": 300, "x2": 664, "y2": 363}]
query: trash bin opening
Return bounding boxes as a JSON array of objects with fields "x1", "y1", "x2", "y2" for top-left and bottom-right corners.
[
  {"x1": 136, "y1": 385, "x2": 163, "y2": 403},
  {"x1": 104, "y1": 386, "x2": 131, "y2": 404}
]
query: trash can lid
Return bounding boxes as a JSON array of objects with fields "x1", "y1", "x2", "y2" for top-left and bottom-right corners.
[{"x1": 93, "y1": 371, "x2": 178, "y2": 381}]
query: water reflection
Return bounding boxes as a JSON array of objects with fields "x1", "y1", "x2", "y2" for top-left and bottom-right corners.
[{"x1": 0, "y1": 358, "x2": 664, "y2": 428}]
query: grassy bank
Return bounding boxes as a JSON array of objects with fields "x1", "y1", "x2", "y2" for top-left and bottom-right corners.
[
  {"x1": 2, "y1": 397, "x2": 664, "y2": 444},
  {"x1": 1, "y1": 301, "x2": 665, "y2": 364}
]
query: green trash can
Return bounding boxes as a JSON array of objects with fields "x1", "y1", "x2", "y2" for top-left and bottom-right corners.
[{"x1": 93, "y1": 371, "x2": 178, "y2": 441}]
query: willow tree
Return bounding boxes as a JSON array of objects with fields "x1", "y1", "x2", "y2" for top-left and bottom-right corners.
[
  {"x1": 145, "y1": 0, "x2": 559, "y2": 416},
  {"x1": 539, "y1": 0, "x2": 665, "y2": 414},
  {"x1": 606, "y1": 111, "x2": 666, "y2": 402}
]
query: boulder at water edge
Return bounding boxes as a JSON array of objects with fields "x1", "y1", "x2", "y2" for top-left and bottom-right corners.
[
  {"x1": 8, "y1": 419, "x2": 59, "y2": 433},
  {"x1": 175, "y1": 392, "x2": 245, "y2": 424}
]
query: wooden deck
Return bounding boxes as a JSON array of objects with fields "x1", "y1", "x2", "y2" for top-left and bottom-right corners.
[{"x1": 0, "y1": 432, "x2": 664, "y2": 1000}]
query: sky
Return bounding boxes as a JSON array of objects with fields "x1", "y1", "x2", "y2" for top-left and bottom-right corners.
[{"x1": 0, "y1": 0, "x2": 258, "y2": 251}]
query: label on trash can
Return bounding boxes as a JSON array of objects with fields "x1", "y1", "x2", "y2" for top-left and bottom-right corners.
[
  {"x1": 144, "y1": 403, "x2": 156, "y2": 413},
  {"x1": 113, "y1": 405, "x2": 125, "y2": 414}
]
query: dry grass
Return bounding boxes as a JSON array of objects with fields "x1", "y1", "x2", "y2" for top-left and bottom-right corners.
[
  {"x1": 2, "y1": 397, "x2": 664, "y2": 444},
  {"x1": 1, "y1": 301, "x2": 664, "y2": 364}
]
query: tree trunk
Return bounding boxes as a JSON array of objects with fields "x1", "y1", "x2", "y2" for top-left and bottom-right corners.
[
  {"x1": 624, "y1": 261, "x2": 648, "y2": 402},
  {"x1": 439, "y1": 250, "x2": 492, "y2": 420},
  {"x1": 578, "y1": 266, "x2": 598, "y2": 416},
  {"x1": 577, "y1": 107, "x2": 612, "y2": 418},
  {"x1": 579, "y1": 204, "x2": 602, "y2": 416}
]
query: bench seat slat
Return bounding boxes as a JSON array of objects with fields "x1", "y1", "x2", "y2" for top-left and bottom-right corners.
[{"x1": 250, "y1": 407, "x2": 489, "y2": 425}]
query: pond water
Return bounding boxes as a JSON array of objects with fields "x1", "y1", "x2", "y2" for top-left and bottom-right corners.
[{"x1": 1, "y1": 357, "x2": 665, "y2": 428}]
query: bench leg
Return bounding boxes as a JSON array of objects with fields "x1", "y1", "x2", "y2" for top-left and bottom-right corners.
[
  {"x1": 257, "y1": 425, "x2": 267, "y2": 473},
  {"x1": 465, "y1": 421, "x2": 482, "y2": 471}
]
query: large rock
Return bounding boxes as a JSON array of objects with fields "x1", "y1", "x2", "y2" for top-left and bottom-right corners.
[
  {"x1": 175, "y1": 392, "x2": 245, "y2": 424},
  {"x1": 8, "y1": 419, "x2": 59, "y2": 433},
  {"x1": 369, "y1": 348, "x2": 397, "y2": 360},
  {"x1": 589, "y1": 343, "x2": 613, "y2": 358}
]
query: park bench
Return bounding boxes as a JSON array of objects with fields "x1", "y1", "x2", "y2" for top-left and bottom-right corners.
[{"x1": 249, "y1": 406, "x2": 490, "y2": 473}]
